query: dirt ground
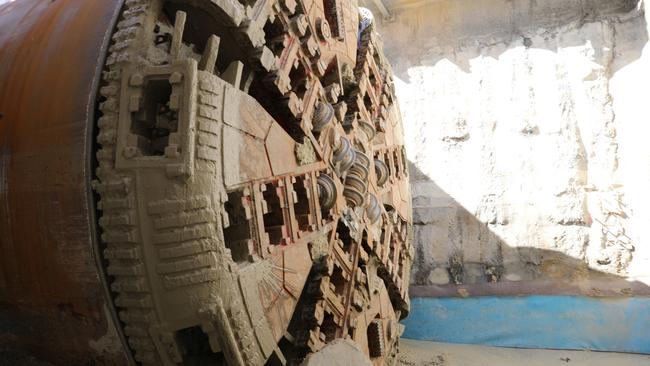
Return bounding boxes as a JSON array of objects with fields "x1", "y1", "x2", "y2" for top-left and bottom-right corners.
[
  {"x1": 4, "y1": 340, "x2": 650, "y2": 365},
  {"x1": 0, "y1": 347, "x2": 53, "y2": 366},
  {"x1": 397, "y1": 339, "x2": 650, "y2": 366}
]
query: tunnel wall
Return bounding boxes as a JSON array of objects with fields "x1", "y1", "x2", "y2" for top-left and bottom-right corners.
[
  {"x1": 374, "y1": 0, "x2": 650, "y2": 293},
  {"x1": 370, "y1": 0, "x2": 650, "y2": 352}
]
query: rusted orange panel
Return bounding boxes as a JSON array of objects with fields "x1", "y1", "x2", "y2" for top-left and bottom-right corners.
[{"x1": 0, "y1": 0, "x2": 130, "y2": 364}]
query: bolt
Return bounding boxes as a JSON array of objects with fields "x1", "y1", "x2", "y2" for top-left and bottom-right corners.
[
  {"x1": 169, "y1": 72, "x2": 183, "y2": 84},
  {"x1": 129, "y1": 74, "x2": 144, "y2": 87},
  {"x1": 123, "y1": 146, "x2": 137, "y2": 159},
  {"x1": 316, "y1": 18, "x2": 332, "y2": 41}
]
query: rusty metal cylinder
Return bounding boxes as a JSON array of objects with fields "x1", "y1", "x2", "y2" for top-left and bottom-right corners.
[
  {"x1": 0, "y1": 1, "x2": 414, "y2": 365},
  {"x1": 0, "y1": 0, "x2": 130, "y2": 364}
]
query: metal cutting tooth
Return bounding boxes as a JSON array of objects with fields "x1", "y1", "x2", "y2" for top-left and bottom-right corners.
[
  {"x1": 333, "y1": 136, "x2": 356, "y2": 173},
  {"x1": 317, "y1": 173, "x2": 338, "y2": 210},
  {"x1": 375, "y1": 158, "x2": 389, "y2": 186},
  {"x1": 313, "y1": 102, "x2": 335, "y2": 132}
]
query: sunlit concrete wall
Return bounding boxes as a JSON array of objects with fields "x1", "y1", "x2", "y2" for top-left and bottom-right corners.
[{"x1": 373, "y1": 0, "x2": 650, "y2": 292}]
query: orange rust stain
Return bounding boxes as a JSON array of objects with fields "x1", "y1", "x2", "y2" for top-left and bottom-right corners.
[{"x1": 0, "y1": 0, "x2": 129, "y2": 363}]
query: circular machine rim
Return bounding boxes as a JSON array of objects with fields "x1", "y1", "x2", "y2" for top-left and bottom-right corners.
[{"x1": 92, "y1": 0, "x2": 414, "y2": 365}]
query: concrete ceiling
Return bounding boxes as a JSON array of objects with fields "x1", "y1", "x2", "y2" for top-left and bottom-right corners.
[
  {"x1": 360, "y1": 0, "x2": 441, "y2": 19},
  {"x1": 378, "y1": 0, "x2": 432, "y2": 7}
]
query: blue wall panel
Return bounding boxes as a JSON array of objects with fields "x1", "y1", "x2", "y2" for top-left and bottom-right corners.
[{"x1": 402, "y1": 296, "x2": 650, "y2": 354}]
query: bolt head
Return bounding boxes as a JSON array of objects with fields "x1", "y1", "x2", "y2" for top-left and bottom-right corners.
[
  {"x1": 317, "y1": 18, "x2": 331, "y2": 41},
  {"x1": 123, "y1": 146, "x2": 138, "y2": 159}
]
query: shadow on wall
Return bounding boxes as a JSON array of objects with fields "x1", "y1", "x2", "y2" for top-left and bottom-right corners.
[
  {"x1": 407, "y1": 161, "x2": 650, "y2": 298},
  {"x1": 372, "y1": 0, "x2": 650, "y2": 296},
  {"x1": 383, "y1": 0, "x2": 646, "y2": 79},
  {"x1": 376, "y1": 0, "x2": 650, "y2": 353}
]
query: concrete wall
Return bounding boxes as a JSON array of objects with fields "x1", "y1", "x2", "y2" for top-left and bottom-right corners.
[{"x1": 373, "y1": 0, "x2": 650, "y2": 293}]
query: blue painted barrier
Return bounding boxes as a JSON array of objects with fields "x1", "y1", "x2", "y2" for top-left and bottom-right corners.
[{"x1": 402, "y1": 296, "x2": 650, "y2": 354}]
